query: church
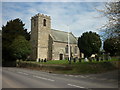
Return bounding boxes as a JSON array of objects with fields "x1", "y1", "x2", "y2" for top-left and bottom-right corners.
[{"x1": 30, "y1": 13, "x2": 84, "y2": 61}]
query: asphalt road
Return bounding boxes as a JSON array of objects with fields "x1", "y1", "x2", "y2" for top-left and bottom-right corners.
[{"x1": 2, "y1": 67, "x2": 119, "y2": 89}]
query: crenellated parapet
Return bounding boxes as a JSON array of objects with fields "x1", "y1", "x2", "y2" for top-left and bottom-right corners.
[{"x1": 31, "y1": 13, "x2": 51, "y2": 20}]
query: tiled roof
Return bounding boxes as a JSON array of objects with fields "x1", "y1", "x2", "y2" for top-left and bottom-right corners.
[{"x1": 51, "y1": 29, "x2": 77, "y2": 44}]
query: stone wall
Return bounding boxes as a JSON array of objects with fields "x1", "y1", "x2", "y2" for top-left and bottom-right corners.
[
  {"x1": 52, "y1": 41, "x2": 80, "y2": 60},
  {"x1": 30, "y1": 13, "x2": 51, "y2": 61},
  {"x1": 37, "y1": 14, "x2": 51, "y2": 60},
  {"x1": 48, "y1": 35, "x2": 53, "y2": 60},
  {"x1": 30, "y1": 13, "x2": 83, "y2": 61}
]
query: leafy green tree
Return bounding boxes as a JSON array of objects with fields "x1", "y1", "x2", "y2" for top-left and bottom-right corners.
[
  {"x1": 78, "y1": 31, "x2": 101, "y2": 58},
  {"x1": 103, "y1": 37, "x2": 120, "y2": 56},
  {"x1": 2, "y1": 18, "x2": 30, "y2": 42},
  {"x1": 10, "y1": 36, "x2": 31, "y2": 60},
  {"x1": 2, "y1": 18, "x2": 30, "y2": 62}
]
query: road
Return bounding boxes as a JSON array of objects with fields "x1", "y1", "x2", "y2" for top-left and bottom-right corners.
[{"x1": 2, "y1": 67, "x2": 119, "y2": 89}]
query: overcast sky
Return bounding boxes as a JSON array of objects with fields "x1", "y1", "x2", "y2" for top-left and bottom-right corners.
[{"x1": 2, "y1": 1, "x2": 109, "y2": 37}]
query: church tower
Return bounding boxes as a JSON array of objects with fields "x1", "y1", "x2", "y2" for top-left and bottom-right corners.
[{"x1": 30, "y1": 13, "x2": 51, "y2": 61}]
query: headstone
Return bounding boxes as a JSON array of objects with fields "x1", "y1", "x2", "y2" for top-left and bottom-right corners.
[{"x1": 84, "y1": 57, "x2": 88, "y2": 62}]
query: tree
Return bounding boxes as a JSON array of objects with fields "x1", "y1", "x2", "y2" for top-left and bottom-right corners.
[
  {"x1": 10, "y1": 36, "x2": 31, "y2": 60},
  {"x1": 103, "y1": 37, "x2": 120, "y2": 56},
  {"x1": 2, "y1": 18, "x2": 30, "y2": 62},
  {"x1": 2, "y1": 18, "x2": 30, "y2": 42},
  {"x1": 98, "y1": 1, "x2": 120, "y2": 56},
  {"x1": 100, "y1": 1, "x2": 120, "y2": 38},
  {"x1": 78, "y1": 31, "x2": 101, "y2": 58}
]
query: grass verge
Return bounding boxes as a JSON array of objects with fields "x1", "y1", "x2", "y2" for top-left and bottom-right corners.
[{"x1": 17, "y1": 59, "x2": 118, "y2": 74}]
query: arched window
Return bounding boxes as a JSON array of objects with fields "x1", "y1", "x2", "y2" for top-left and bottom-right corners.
[
  {"x1": 43, "y1": 19, "x2": 46, "y2": 26},
  {"x1": 65, "y1": 45, "x2": 68, "y2": 53}
]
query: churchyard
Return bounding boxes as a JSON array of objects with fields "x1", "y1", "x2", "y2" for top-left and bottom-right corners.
[{"x1": 16, "y1": 56, "x2": 119, "y2": 74}]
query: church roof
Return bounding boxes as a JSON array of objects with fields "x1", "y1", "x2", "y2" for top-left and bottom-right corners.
[{"x1": 51, "y1": 29, "x2": 77, "y2": 44}]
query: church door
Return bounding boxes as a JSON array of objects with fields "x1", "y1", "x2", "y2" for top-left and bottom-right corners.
[{"x1": 59, "y1": 54, "x2": 63, "y2": 60}]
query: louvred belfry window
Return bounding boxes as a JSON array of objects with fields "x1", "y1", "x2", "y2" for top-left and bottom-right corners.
[{"x1": 43, "y1": 19, "x2": 46, "y2": 26}]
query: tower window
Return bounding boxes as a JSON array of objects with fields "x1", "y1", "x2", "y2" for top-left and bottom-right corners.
[{"x1": 43, "y1": 19, "x2": 46, "y2": 26}]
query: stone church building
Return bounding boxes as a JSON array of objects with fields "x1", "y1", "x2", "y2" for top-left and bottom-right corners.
[{"x1": 30, "y1": 13, "x2": 83, "y2": 61}]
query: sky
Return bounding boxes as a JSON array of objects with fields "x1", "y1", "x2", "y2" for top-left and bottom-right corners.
[{"x1": 2, "y1": 1, "x2": 109, "y2": 37}]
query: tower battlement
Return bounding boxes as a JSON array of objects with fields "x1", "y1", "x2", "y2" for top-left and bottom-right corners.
[{"x1": 31, "y1": 13, "x2": 51, "y2": 20}]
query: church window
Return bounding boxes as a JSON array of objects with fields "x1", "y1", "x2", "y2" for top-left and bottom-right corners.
[
  {"x1": 75, "y1": 46, "x2": 77, "y2": 54},
  {"x1": 65, "y1": 45, "x2": 68, "y2": 53},
  {"x1": 43, "y1": 19, "x2": 46, "y2": 26}
]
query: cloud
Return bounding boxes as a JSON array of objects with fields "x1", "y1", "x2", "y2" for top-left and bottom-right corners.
[
  {"x1": 2, "y1": 0, "x2": 115, "y2": 2},
  {"x1": 2, "y1": 2, "x2": 108, "y2": 37}
]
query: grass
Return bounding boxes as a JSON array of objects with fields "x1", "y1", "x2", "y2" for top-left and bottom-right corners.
[
  {"x1": 40, "y1": 60, "x2": 69, "y2": 65},
  {"x1": 17, "y1": 57, "x2": 119, "y2": 74},
  {"x1": 24, "y1": 56, "x2": 119, "y2": 65}
]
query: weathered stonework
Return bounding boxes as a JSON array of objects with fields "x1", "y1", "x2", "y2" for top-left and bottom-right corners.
[
  {"x1": 52, "y1": 42, "x2": 80, "y2": 60},
  {"x1": 30, "y1": 13, "x2": 83, "y2": 61},
  {"x1": 31, "y1": 13, "x2": 51, "y2": 61}
]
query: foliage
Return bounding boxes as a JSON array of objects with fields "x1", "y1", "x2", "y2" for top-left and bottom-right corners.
[
  {"x1": 2, "y1": 18, "x2": 30, "y2": 42},
  {"x1": 78, "y1": 31, "x2": 101, "y2": 58},
  {"x1": 10, "y1": 36, "x2": 31, "y2": 60},
  {"x1": 98, "y1": 1, "x2": 120, "y2": 57},
  {"x1": 100, "y1": 1, "x2": 120, "y2": 39},
  {"x1": 103, "y1": 37, "x2": 120, "y2": 56},
  {"x1": 2, "y1": 18, "x2": 30, "y2": 62}
]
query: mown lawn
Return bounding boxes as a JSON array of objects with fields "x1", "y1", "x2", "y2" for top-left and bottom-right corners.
[{"x1": 24, "y1": 56, "x2": 119, "y2": 65}]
